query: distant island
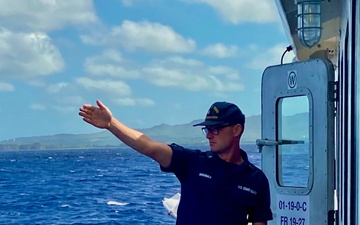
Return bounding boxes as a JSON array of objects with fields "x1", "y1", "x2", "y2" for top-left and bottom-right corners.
[{"x1": 0, "y1": 113, "x2": 307, "y2": 150}]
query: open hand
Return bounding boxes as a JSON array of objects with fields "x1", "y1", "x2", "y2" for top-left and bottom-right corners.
[{"x1": 79, "y1": 100, "x2": 112, "y2": 129}]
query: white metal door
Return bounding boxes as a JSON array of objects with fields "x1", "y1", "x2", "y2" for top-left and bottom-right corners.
[{"x1": 257, "y1": 59, "x2": 335, "y2": 225}]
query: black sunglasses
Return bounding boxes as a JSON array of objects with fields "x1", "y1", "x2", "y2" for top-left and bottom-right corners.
[{"x1": 201, "y1": 124, "x2": 231, "y2": 135}]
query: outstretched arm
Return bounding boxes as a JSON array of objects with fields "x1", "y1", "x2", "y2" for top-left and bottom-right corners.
[{"x1": 79, "y1": 100, "x2": 173, "y2": 168}]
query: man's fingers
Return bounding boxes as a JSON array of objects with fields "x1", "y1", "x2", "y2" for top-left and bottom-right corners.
[
  {"x1": 96, "y1": 100, "x2": 106, "y2": 110},
  {"x1": 79, "y1": 104, "x2": 97, "y2": 114},
  {"x1": 78, "y1": 111, "x2": 88, "y2": 117},
  {"x1": 83, "y1": 117, "x2": 91, "y2": 123}
]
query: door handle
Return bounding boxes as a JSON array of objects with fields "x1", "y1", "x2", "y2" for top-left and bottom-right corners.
[{"x1": 256, "y1": 138, "x2": 305, "y2": 153}]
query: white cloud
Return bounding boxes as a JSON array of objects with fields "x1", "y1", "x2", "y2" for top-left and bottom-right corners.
[
  {"x1": 113, "y1": 97, "x2": 155, "y2": 106},
  {"x1": 208, "y1": 66, "x2": 240, "y2": 80},
  {"x1": 201, "y1": 43, "x2": 238, "y2": 58},
  {"x1": 84, "y1": 50, "x2": 140, "y2": 78},
  {"x1": 25, "y1": 79, "x2": 46, "y2": 87},
  {"x1": 143, "y1": 67, "x2": 210, "y2": 90},
  {"x1": 121, "y1": 0, "x2": 134, "y2": 7},
  {"x1": 76, "y1": 77, "x2": 132, "y2": 96},
  {"x1": 0, "y1": 28, "x2": 65, "y2": 77},
  {"x1": 183, "y1": 0, "x2": 279, "y2": 24},
  {"x1": 0, "y1": 0, "x2": 98, "y2": 31},
  {"x1": 143, "y1": 56, "x2": 244, "y2": 92},
  {"x1": 0, "y1": 82, "x2": 15, "y2": 92},
  {"x1": 83, "y1": 53, "x2": 245, "y2": 100},
  {"x1": 29, "y1": 94, "x2": 84, "y2": 113},
  {"x1": 52, "y1": 105, "x2": 77, "y2": 114},
  {"x1": 160, "y1": 56, "x2": 204, "y2": 67},
  {"x1": 55, "y1": 95, "x2": 85, "y2": 105},
  {"x1": 46, "y1": 82, "x2": 68, "y2": 93},
  {"x1": 248, "y1": 44, "x2": 296, "y2": 70},
  {"x1": 81, "y1": 20, "x2": 196, "y2": 53},
  {"x1": 30, "y1": 104, "x2": 46, "y2": 111},
  {"x1": 120, "y1": 0, "x2": 161, "y2": 7}
]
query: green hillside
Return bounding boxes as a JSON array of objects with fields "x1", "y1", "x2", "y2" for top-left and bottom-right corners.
[{"x1": 0, "y1": 113, "x2": 308, "y2": 150}]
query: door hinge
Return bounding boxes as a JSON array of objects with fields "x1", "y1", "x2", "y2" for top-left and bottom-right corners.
[
  {"x1": 328, "y1": 209, "x2": 338, "y2": 225},
  {"x1": 330, "y1": 81, "x2": 338, "y2": 102}
]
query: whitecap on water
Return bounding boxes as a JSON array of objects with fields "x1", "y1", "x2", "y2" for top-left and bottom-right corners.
[{"x1": 107, "y1": 201, "x2": 128, "y2": 206}]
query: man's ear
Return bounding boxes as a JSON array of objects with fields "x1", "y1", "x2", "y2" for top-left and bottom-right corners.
[{"x1": 233, "y1": 124, "x2": 243, "y2": 137}]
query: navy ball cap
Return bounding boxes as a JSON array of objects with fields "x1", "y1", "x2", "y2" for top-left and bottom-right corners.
[{"x1": 193, "y1": 102, "x2": 245, "y2": 127}]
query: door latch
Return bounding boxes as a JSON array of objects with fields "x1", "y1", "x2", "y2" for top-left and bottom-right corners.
[{"x1": 256, "y1": 138, "x2": 305, "y2": 153}]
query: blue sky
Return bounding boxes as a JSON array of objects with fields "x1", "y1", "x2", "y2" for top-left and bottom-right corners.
[{"x1": 0, "y1": 0, "x2": 295, "y2": 140}]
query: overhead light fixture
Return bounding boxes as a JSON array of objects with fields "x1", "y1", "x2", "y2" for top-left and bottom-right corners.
[{"x1": 295, "y1": 0, "x2": 322, "y2": 48}]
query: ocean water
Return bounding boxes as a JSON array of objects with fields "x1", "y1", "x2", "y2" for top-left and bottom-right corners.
[{"x1": 0, "y1": 144, "x2": 302, "y2": 225}]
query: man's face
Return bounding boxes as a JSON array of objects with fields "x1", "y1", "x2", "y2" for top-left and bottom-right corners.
[{"x1": 203, "y1": 125, "x2": 237, "y2": 153}]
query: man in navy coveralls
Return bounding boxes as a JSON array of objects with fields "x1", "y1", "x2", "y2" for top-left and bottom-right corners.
[{"x1": 79, "y1": 100, "x2": 273, "y2": 225}]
